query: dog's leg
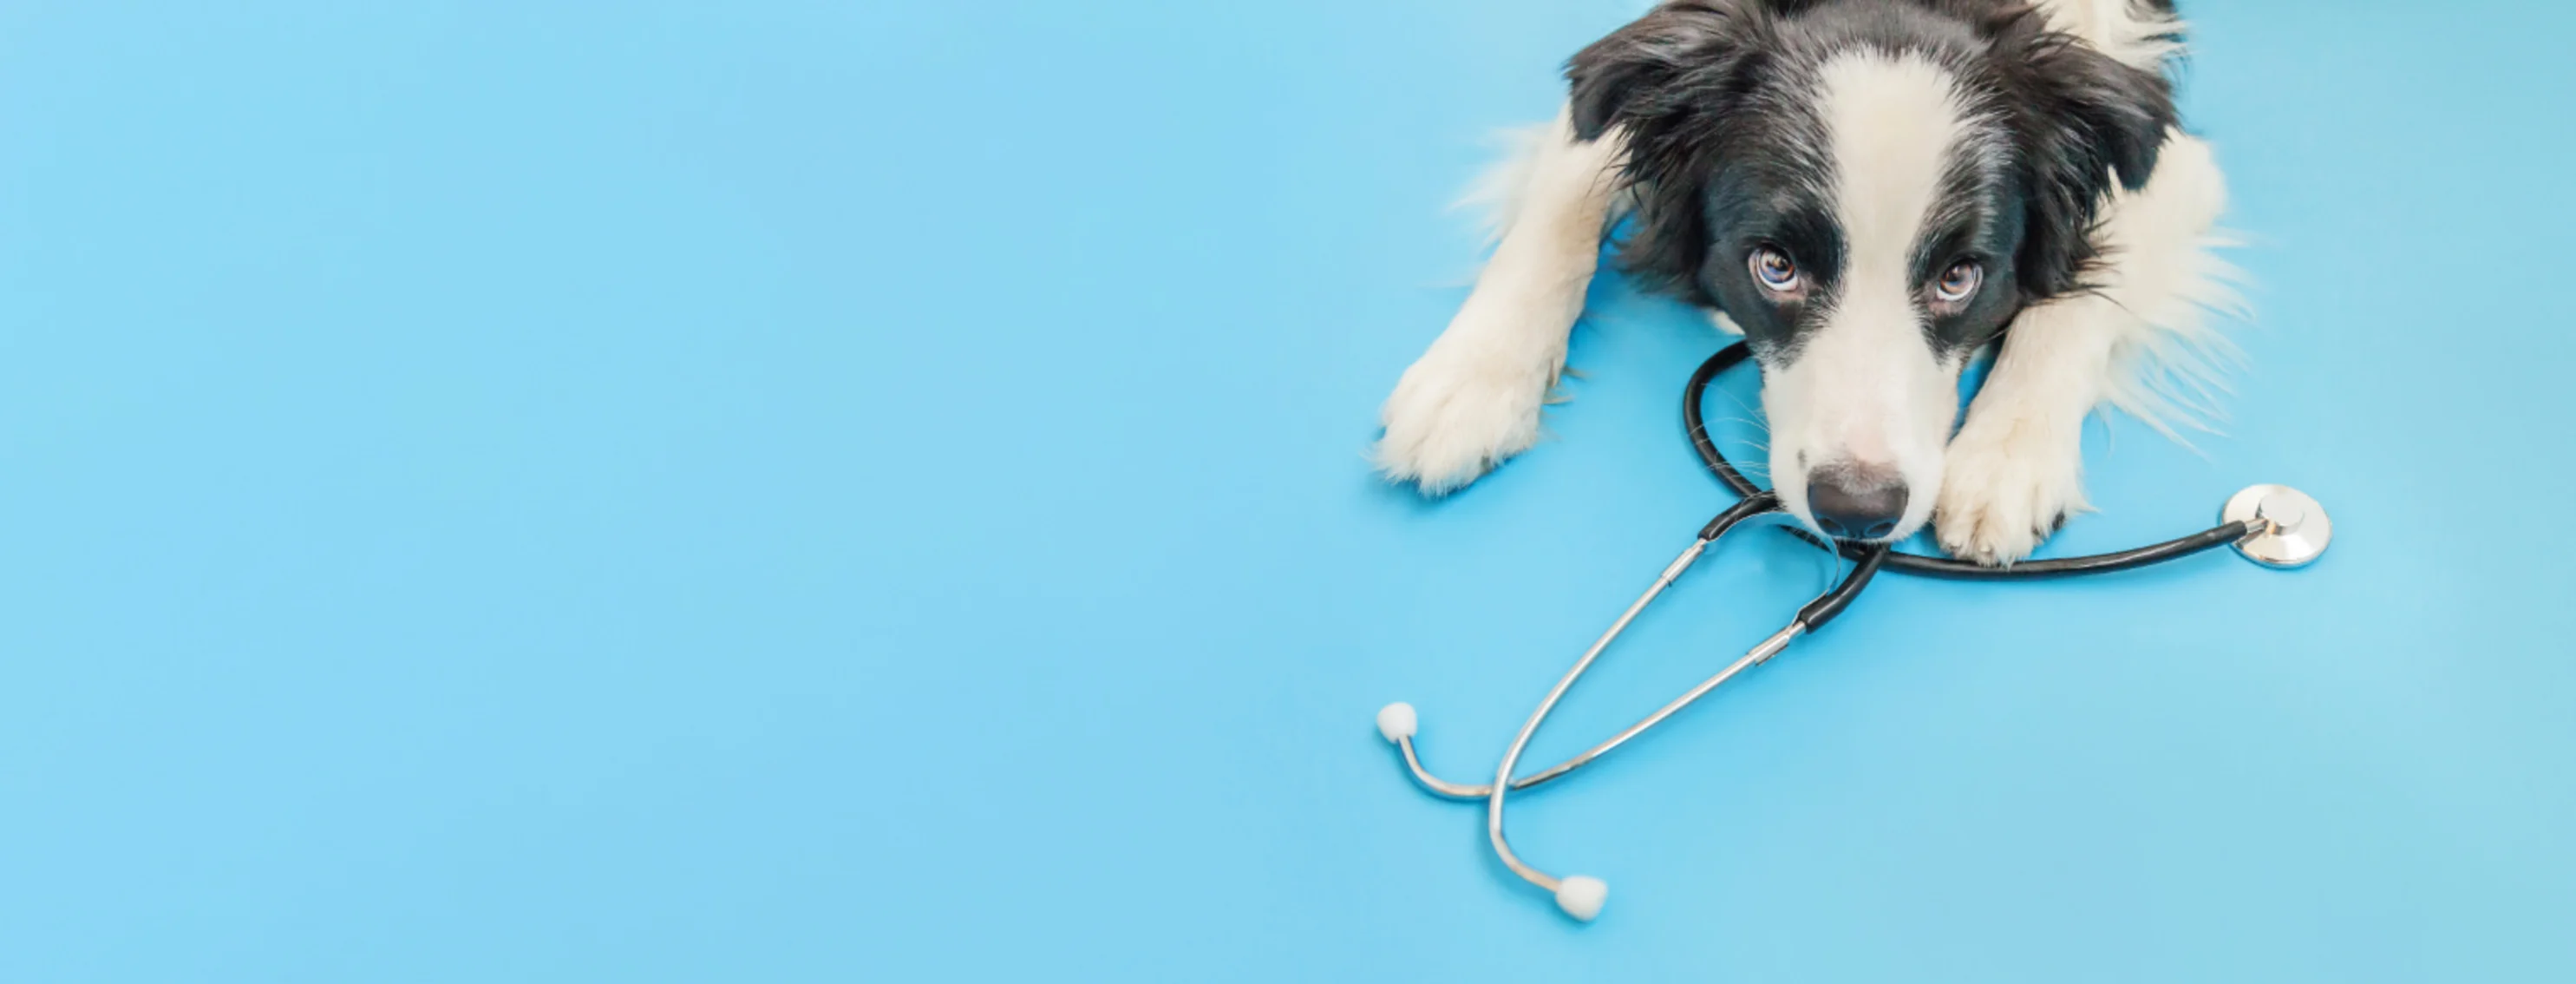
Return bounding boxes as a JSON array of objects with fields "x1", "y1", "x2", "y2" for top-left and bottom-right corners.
[
  {"x1": 1376, "y1": 108, "x2": 1625, "y2": 495},
  {"x1": 1936, "y1": 131, "x2": 2233, "y2": 565}
]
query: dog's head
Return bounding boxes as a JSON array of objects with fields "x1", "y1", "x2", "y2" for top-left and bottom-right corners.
[{"x1": 1569, "y1": 0, "x2": 2174, "y2": 541}]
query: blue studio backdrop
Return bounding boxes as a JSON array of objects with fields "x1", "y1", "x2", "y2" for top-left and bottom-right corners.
[{"x1": 2, "y1": 1, "x2": 2571, "y2": 981}]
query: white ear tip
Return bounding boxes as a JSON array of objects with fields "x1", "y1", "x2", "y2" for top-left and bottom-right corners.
[
  {"x1": 1376, "y1": 703, "x2": 1418, "y2": 742},
  {"x1": 1555, "y1": 876, "x2": 1608, "y2": 922}
]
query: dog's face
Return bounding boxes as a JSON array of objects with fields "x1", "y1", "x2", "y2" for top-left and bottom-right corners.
[{"x1": 1569, "y1": 0, "x2": 2173, "y2": 541}]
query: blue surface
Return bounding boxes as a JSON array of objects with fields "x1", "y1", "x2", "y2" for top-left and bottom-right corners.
[{"x1": 2, "y1": 1, "x2": 2572, "y2": 980}]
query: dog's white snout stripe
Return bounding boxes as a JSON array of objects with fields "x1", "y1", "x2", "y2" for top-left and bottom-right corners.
[{"x1": 1763, "y1": 51, "x2": 1981, "y2": 541}]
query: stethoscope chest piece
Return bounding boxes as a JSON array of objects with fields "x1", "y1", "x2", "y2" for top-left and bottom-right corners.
[{"x1": 2224, "y1": 484, "x2": 2331, "y2": 568}]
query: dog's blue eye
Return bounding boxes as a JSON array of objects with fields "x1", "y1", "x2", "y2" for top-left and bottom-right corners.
[
  {"x1": 1935, "y1": 261, "x2": 1982, "y2": 303},
  {"x1": 1751, "y1": 247, "x2": 1799, "y2": 292}
]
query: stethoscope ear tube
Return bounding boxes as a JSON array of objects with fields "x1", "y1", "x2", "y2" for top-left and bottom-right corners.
[
  {"x1": 1795, "y1": 542, "x2": 1887, "y2": 630},
  {"x1": 1698, "y1": 490, "x2": 1779, "y2": 540},
  {"x1": 1393, "y1": 491, "x2": 1881, "y2": 922}
]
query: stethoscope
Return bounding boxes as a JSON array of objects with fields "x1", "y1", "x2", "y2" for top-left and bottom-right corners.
[{"x1": 1375, "y1": 340, "x2": 2332, "y2": 922}]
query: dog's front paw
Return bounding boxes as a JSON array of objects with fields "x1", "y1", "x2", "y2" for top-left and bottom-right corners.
[
  {"x1": 1375, "y1": 330, "x2": 1559, "y2": 495},
  {"x1": 1935, "y1": 423, "x2": 2089, "y2": 567}
]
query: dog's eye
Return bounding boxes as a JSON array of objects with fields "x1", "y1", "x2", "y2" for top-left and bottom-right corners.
[
  {"x1": 1934, "y1": 261, "x2": 1982, "y2": 303},
  {"x1": 1750, "y1": 247, "x2": 1800, "y2": 292}
]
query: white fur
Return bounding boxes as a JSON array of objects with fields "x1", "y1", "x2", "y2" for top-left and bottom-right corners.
[
  {"x1": 1376, "y1": 109, "x2": 1625, "y2": 493},
  {"x1": 1762, "y1": 52, "x2": 1983, "y2": 538},
  {"x1": 2030, "y1": 0, "x2": 2186, "y2": 71},
  {"x1": 1936, "y1": 129, "x2": 2233, "y2": 564},
  {"x1": 1455, "y1": 123, "x2": 1554, "y2": 248},
  {"x1": 2094, "y1": 133, "x2": 2248, "y2": 440}
]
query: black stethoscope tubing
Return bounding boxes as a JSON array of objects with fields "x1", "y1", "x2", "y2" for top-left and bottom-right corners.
[{"x1": 1685, "y1": 341, "x2": 2262, "y2": 609}]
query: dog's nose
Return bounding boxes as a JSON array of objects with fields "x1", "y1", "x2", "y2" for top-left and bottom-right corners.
[{"x1": 1808, "y1": 462, "x2": 1908, "y2": 541}]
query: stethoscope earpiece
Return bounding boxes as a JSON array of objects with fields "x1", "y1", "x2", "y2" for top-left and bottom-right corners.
[
  {"x1": 1375, "y1": 702, "x2": 1417, "y2": 743},
  {"x1": 1554, "y1": 876, "x2": 1607, "y2": 922}
]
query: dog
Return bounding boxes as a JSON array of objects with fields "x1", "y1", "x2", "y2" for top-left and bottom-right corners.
[{"x1": 1375, "y1": 0, "x2": 2237, "y2": 566}]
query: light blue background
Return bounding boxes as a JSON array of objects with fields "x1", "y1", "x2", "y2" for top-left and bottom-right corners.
[{"x1": 2, "y1": 1, "x2": 2569, "y2": 981}]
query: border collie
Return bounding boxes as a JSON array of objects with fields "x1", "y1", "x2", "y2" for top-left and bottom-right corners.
[{"x1": 1376, "y1": 0, "x2": 2237, "y2": 566}]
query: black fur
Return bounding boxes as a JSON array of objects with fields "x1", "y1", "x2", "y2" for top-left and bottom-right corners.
[
  {"x1": 1566, "y1": 0, "x2": 2178, "y2": 357},
  {"x1": 1984, "y1": 8, "x2": 2177, "y2": 296}
]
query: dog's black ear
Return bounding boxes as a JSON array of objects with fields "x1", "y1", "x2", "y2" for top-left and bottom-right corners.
[
  {"x1": 1566, "y1": 2, "x2": 1763, "y2": 141},
  {"x1": 1991, "y1": 13, "x2": 2178, "y2": 297},
  {"x1": 1566, "y1": 3, "x2": 1771, "y2": 304}
]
